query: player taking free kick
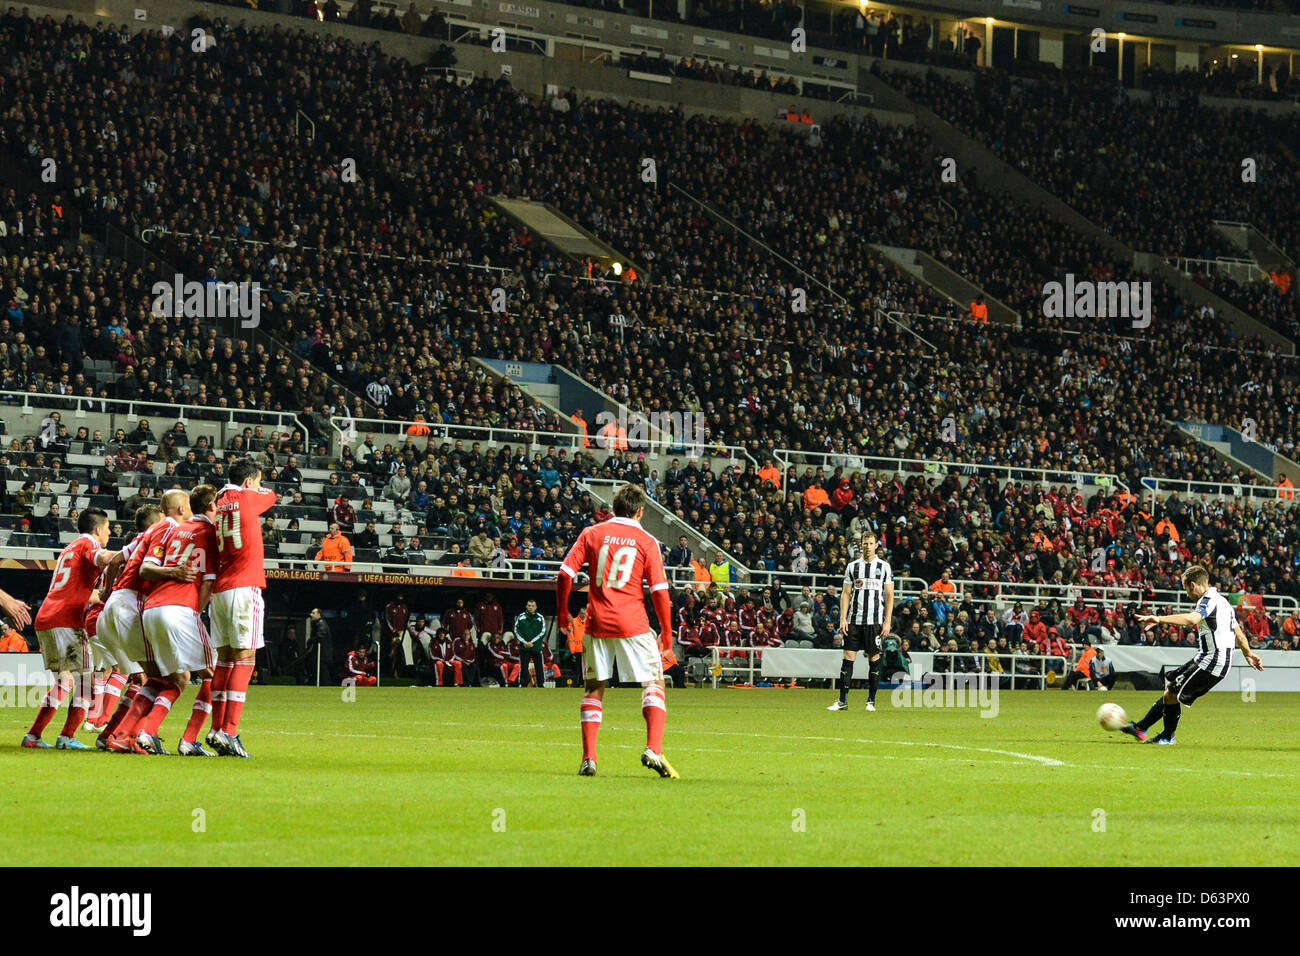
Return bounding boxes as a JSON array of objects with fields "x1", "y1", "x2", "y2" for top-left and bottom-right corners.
[
  {"x1": 208, "y1": 457, "x2": 278, "y2": 758},
  {"x1": 1124, "y1": 564, "x2": 1264, "y2": 745},
  {"x1": 556, "y1": 483, "x2": 678, "y2": 778}
]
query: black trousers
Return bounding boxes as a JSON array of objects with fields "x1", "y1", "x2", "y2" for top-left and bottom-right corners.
[
  {"x1": 519, "y1": 647, "x2": 545, "y2": 686},
  {"x1": 1061, "y1": 669, "x2": 1095, "y2": 689}
]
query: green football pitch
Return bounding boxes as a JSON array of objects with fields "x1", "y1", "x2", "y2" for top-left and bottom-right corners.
[{"x1": 2, "y1": 686, "x2": 1296, "y2": 866}]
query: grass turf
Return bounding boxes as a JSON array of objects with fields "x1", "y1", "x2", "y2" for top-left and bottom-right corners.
[{"x1": 2, "y1": 685, "x2": 1296, "y2": 866}]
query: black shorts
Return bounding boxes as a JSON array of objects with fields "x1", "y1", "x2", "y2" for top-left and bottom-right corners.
[
  {"x1": 844, "y1": 623, "x2": 883, "y2": 655},
  {"x1": 1164, "y1": 659, "x2": 1224, "y2": 706}
]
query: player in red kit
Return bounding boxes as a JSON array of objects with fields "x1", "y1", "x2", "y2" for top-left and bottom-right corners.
[
  {"x1": 24, "y1": 508, "x2": 118, "y2": 749},
  {"x1": 120, "y1": 485, "x2": 219, "y2": 755},
  {"x1": 98, "y1": 496, "x2": 193, "y2": 752},
  {"x1": 84, "y1": 505, "x2": 163, "y2": 738},
  {"x1": 556, "y1": 484, "x2": 678, "y2": 779},
  {"x1": 81, "y1": 578, "x2": 108, "y2": 729},
  {"x1": 208, "y1": 458, "x2": 278, "y2": 758}
]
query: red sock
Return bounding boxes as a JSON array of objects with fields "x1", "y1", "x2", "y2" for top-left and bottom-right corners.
[
  {"x1": 210, "y1": 661, "x2": 233, "y2": 733},
  {"x1": 221, "y1": 659, "x2": 254, "y2": 735},
  {"x1": 641, "y1": 684, "x2": 666, "y2": 754},
  {"x1": 183, "y1": 679, "x2": 212, "y2": 744},
  {"x1": 95, "y1": 673, "x2": 128, "y2": 727},
  {"x1": 142, "y1": 682, "x2": 182, "y2": 737},
  {"x1": 580, "y1": 695, "x2": 602, "y2": 761},
  {"x1": 28, "y1": 676, "x2": 72, "y2": 738},
  {"x1": 58, "y1": 672, "x2": 95, "y2": 738},
  {"x1": 115, "y1": 679, "x2": 163, "y2": 740},
  {"x1": 101, "y1": 682, "x2": 139, "y2": 739}
]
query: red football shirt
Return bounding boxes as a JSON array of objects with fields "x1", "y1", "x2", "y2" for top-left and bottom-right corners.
[
  {"x1": 34, "y1": 534, "x2": 107, "y2": 631},
  {"x1": 213, "y1": 484, "x2": 277, "y2": 592},
  {"x1": 83, "y1": 567, "x2": 109, "y2": 637},
  {"x1": 143, "y1": 516, "x2": 219, "y2": 612},
  {"x1": 114, "y1": 519, "x2": 178, "y2": 596},
  {"x1": 560, "y1": 517, "x2": 668, "y2": 640}
]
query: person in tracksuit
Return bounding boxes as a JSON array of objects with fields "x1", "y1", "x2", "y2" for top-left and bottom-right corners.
[{"x1": 513, "y1": 600, "x2": 548, "y2": 687}]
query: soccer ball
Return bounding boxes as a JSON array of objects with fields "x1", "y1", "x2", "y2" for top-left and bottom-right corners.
[{"x1": 1096, "y1": 702, "x2": 1128, "y2": 731}]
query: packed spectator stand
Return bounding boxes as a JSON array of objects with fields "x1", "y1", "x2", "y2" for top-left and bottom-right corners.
[
  {"x1": 878, "y1": 65, "x2": 1300, "y2": 338},
  {"x1": 1, "y1": 7, "x2": 1299, "y2": 659}
]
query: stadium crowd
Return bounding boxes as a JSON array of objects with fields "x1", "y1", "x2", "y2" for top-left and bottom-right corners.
[
  {"x1": 879, "y1": 65, "x2": 1300, "y2": 338},
  {"x1": 1, "y1": 9, "x2": 1299, "y2": 633}
]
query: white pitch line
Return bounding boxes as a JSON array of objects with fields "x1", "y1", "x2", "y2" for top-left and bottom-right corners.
[
  {"x1": 426, "y1": 720, "x2": 1065, "y2": 767},
  {"x1": 263, "y1": 721, "x2": 1298, "y2": 779},
  {"x1": 260, "y1": 729, "x2": 1044, "y2": 768},
  {"x1": 674, "y1": 729, "x2": 1066, "y2": 767}
]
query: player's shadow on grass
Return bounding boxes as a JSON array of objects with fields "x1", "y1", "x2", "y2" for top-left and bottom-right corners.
[{"x1": 1077, "y1": 739, "x2": 1296, "y2": 753}]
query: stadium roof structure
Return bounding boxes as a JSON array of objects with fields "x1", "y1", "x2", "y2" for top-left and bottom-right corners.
[{"x1": 490, "y1": 196, "x2": 647, "y2": 278}]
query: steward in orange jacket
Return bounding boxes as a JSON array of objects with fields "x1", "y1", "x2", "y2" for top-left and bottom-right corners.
[{"x1": 315, "y1": 529, "x2": 354, "y2": 571}]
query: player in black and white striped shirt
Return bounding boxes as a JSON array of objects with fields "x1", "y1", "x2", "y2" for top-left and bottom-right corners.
[
  {"x1": 828, "y1": 529, "x2": 893, "y2": 712},
  {"x1": 1124, "y1": 564, "x2": 1263, "y2": 745}
]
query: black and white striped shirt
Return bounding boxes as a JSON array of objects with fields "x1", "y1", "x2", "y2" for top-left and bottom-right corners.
[
  {"x1": 1193, "y1": 586, "x2": 1237, "y2": 678},
  {"x1": 843, "y1": 555, "x2": 893, "y2": 626}
]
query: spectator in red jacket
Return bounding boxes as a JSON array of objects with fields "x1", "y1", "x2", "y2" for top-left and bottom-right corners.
[
  {"x1": 1243, "y1": 607, "x2": 1272, "y2": 640},
  {"x1": 1044, "y1": 627, "x2": 1069, "y2": 674},
  {"x1": 331, "y1": 494, "x2": 356, "y2": 532},
  {"x1": 1067, "y1": 597, "x2": 1095, "y2": 629},
  {"x1": 1023, "y1": 609, "x2": 1047, "y2": 652},
  {"x1": 432, "y1": 628, "x2": 462, "y2": 686},
  {"x1": 831, "y1": 477, "x2": 855, "y2": 519}
]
